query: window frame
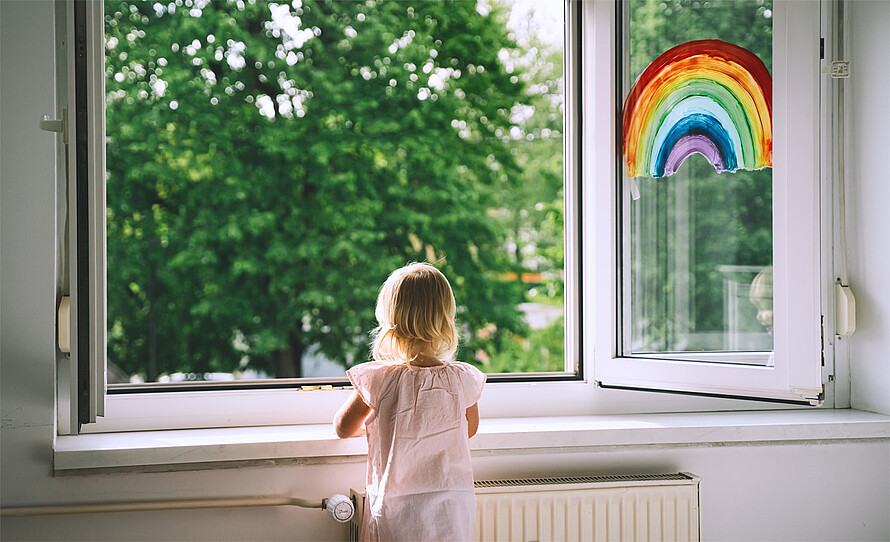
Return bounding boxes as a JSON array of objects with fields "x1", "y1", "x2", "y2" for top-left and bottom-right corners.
[
  {"x1": 58, "y1": 0, "x2": 107, "y2": 435},
  {"x1": 62, "y1": 0, "x2": 836, "y2": 436},
  {"x1": 68, "y1": 0, "x2": 589, "y2": 434},
  {"x1": 589, "y1": 0, "x2": 829, "y2": 406}
]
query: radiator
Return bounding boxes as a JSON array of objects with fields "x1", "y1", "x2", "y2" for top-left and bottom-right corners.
[{"x1": 349, "y1": 473, "x2": 700, "y2": 542}]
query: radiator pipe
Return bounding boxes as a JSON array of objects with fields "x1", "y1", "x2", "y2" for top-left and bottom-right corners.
[{"x1": 1, "y1": 496, "x2": 327, "y2": 517}]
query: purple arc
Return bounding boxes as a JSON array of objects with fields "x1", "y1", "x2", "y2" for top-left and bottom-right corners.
[{"x1": 662, "y1": 135, "x2": 726, "y2": 177}]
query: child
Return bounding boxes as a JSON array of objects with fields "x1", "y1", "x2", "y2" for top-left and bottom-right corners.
[{"x1": 334, "y1": 262, "x2": 486, "y2": 542}]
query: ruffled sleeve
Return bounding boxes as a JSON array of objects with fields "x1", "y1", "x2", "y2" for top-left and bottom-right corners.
[
  {"x1": 454, "y1": 362, "x2": 486, "y2": 407},
  {"x1": 346, "y1": 361, "x2": 386, "y2": 410}
]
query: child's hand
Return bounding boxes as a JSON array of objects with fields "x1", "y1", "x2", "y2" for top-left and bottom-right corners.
[{"x1": 466, "y1": 403, "x2": 479, "y2": 438}]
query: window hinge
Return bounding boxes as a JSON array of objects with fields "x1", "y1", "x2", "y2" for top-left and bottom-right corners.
[
  {"x1": 822, "y1": 61, "x2": 850, "y2": 78},
  {"x1": 792, "y1": 386, "x2": 824, "y2": 406},
  {"x1": 820, "y1": 37, "x2": 824, "y2": 60}
]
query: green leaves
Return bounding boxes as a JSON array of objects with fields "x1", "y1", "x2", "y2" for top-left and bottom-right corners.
[{"x1": 105, "y1": 0, "x2": 564, "y2": 380}]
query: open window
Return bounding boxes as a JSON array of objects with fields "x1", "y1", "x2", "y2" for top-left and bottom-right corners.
[
  {"x1": 589, "y1": 0, "x2": 824, "y2": 404},
  {"x1": 60, "y1": 0, "x2": 581, "y2": 433},
  {"x1": 59, "y1": 0, "x2": 829, "y2": 436},
  {"x1": 102, "y1": 0, "x2": 575, "y2": 389}
]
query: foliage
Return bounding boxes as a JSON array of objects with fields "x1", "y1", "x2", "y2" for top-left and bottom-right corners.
[
  {"x1": 629, "y1": 0, "x2": 773, "y2": 75},
  {"x1": 482, "y1": 317, "x2": 565, "y2": 374},
  {"x1": 490, "y1": 19, "x2": 564, "y2": 280},
  {"x1": 105, "y1": 0, "x2": 548, "y2": 379}
]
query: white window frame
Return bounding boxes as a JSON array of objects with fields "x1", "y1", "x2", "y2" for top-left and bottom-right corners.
[
  {"x1": 72, "y1": 0, "x2": 594, "y2": 434},
  {"x1": 589, "y1": 0, "x2": 829, "y2": 405},
  {"x1": 58, "y1": 0, "x2": 107, "y2": 435},
  {"x1": 62, "y1": 0, "x2": 836, "y2": 436}
]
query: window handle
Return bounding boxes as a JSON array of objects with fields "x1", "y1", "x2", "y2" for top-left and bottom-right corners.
[
  {"x1": 58, "y1": 296, "x2": 71, "y2": 354},
  {"x1": 836, "y1": 281, "x2": 856, "y2": 337}
]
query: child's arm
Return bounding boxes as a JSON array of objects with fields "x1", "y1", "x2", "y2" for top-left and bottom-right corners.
[
  {"x1": 334, "y1": 391, "x2": 372, "y2": 438},
  {"x1": 466, "y1": 403, "x2": 479, "y2": 438}
]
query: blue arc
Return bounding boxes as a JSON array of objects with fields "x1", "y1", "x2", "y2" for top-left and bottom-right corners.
[{"x1": 653, "y1": 113, "x2": 737, "y2": 178}]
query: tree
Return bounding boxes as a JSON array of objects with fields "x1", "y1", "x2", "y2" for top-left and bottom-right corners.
[
  {"x1": 496, "y1": 13, "x2": 565, "y2": 286},
  {"x1": 477, "y1": 3, "x2": 567, "y2": 371},
  {"x1": 105, "y1": 0, "x2": 531, "y2": 379}
]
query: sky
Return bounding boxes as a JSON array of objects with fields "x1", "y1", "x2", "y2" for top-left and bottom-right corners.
[{"x1": 503, "y1": 0, "x2": 564, "y2": 48}]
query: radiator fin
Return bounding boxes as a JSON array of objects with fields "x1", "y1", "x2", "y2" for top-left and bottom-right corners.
[
  {"x1": 474, "y1": 473, "x2": 694, "y2": 489},
  {"x1": 350, "y1": 473, "x2": 700, "y2": 542}
]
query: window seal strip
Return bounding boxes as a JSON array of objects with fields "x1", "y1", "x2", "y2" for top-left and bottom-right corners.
[{"x1": 74, "y1": 0, "x2": 92, "y2": 430}]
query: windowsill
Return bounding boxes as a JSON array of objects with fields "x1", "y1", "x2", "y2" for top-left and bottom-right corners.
[{"x1": 54, "y1": 409, "x2": 890, "y2": 475}]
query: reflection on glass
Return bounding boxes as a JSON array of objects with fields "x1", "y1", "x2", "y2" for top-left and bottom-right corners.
[
  {"x1": 749, "y1": 265, "x2": 773, "y2": 337},
  {"x1": 623, "y1": 0, "x2": 773, "y2": 359}
]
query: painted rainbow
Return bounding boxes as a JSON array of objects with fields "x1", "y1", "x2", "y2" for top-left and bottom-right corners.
[{"x1": 622, "y1": 39, "x2": 772, "y2": 179}]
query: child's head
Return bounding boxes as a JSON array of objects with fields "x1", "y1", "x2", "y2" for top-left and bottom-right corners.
[{"x1": 371, "y1": 262, "x2": 459, "y2": 363}]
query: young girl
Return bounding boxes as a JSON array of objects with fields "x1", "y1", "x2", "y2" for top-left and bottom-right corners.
[{"x1": 334, "y1": 262, "x2": 486, "y2": 542}]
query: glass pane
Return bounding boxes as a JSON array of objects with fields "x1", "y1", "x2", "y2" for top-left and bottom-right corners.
[
  {"x1": 621, "y1": 0, "x2": 773, "y2": 360},
  {"x1": 104, "y1": 0, "x2": 565, "y2": 385}
]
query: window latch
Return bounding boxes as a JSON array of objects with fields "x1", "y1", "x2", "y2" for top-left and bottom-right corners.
[{"x1": 39, "y1": 109, "x2": 68, "y2": 144}]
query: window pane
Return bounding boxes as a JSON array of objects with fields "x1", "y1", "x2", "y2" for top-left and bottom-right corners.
[
  {"x1": 621, "y1": 0, "x2": 773, "y2": 360},
  {"x1": 104, "y1": 0, "x2": 566, "y2": 385}
]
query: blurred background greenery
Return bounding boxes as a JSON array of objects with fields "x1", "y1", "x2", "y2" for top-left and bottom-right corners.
[{"x1": 105, "y1": 0, "x2": 565, "y2": 382}]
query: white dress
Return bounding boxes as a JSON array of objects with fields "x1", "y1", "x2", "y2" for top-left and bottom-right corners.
[{"x1": 347, "y1": 360, "x2": 486, "y2": 542}]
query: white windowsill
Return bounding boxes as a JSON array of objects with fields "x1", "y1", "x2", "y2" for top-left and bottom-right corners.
[{"x1": 54, "y1": 409, "x2": 890, "y2": 474}]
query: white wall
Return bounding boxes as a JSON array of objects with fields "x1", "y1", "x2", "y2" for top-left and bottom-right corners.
[
  {"x1": 846, "y1": 0, "x2": 890, "y2": 416},
  {"x1": 2, "y1": 443, "x2": 888, "y2": 542},
  {"x1": 0, "y1": 0, "x2": 63, "y2": 522},
  {"x1": 2, "y1": 1, "x2": 888, "y2": 541}
]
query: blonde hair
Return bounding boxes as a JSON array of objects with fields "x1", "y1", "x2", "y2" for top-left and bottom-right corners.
[
  {"x1": 370, "y1": 263, "x2": 459, "y2": 363},
  {"x1": 749, "y1": 266, "x2": 773, "y2": 311}
]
